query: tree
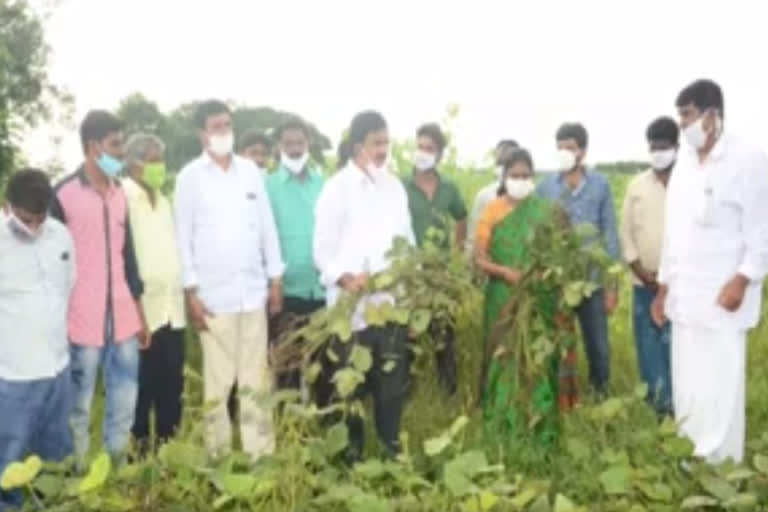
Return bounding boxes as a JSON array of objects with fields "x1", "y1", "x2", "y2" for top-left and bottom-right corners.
[
  {"x1": 0, "y1": 0, "x2": 70, "y2": 181},
  {"x1": 116, "y1": 94, "x2": 333, "y2": 172}
]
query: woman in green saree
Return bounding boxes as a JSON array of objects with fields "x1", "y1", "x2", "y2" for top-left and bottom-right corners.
[{"x1": 474, "y1": 148, "x2": 578, "y2": 455}]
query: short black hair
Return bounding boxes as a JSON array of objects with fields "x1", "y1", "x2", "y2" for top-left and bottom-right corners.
[
  {"x1": 276, "y1": 117, "x2": 309, "y2": 140},
  {"x1": 556, "y1": 123, "x2": 588, "y2": 150},
  {"x1": 348, "y1": 111, "x2": 387, "y2": 148},
  {"x1": 646, "y1": 116, "x2": 680, "y2": 145},
  {"x1": 416, "y1": 123, "x2": 447, "y2": 156},
  {"x1": 195, "y1": 99, "x2": 231, "y2": 130},
  {"x1": 6, "y1": 168, "x2": 53, "y2": 215},
  {"x1": 80, "y1": 110, "x2": 123, "y2": 153},
  {"x1": 237, "y1": 129, "x2": 272, "y2": 153},
  {"x1": 496, "y1": 139, "x2": 519, "y2": 150},
  {"x1": 676, "y1": 79, "x2": 724, "y2": 118},
  {"x1": 497, "y1": 148, "x2": 535, "y2": 196}
]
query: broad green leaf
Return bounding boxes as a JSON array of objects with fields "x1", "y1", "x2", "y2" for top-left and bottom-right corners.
[
  {"x1": 722, "y1": 493, "x2": 758, "y2": 509},
  {"x1": 409, "y1": 308, "x2": 432, "y2": 335},
  {"x1": 332, "y1": 367, "x2": 365, "y2": 398},
  {"x1": 680, "y1": 495, "x2": 719, "y2": 508},
  {"x1": 373, "y1": 271, "x2": 395, "y2": 289},
  {"x1": 305, "y1": 361, "x2": 322, "y2": 383},
  {"x1": 424, "y1": 434, "x2": 451, "y2": 457},
  {"x1": 448, "y1": 415, "x2": 469, "y2": 438},
  {"x1": 329, "y1": 315, "x2": 352, "y2": 341},
  {"x1": 381, "y1": 360, "x2": 397, "y2": 373},
  {"x1": 33, "y1": 473, "x2": 65, "y2": 497},
  {"x1": 633, "y1": 382, "x2": 649, "y2": 400},
  {"x1": 213, "y1": 494, "x2": 233, "y2": 510},
  {"x1": 1, "y1": 455, "x2": 42, "y2": 490},
  {"x1": 354, "y1": 459, "x2": 387, "y2": 480},
  {"x1": 754, "y1": 454, "x2": 768, "y2": 474},
  {"x1": 479, "y1": 490, "x2": 499, "y2": 510},
  {"x1": 78, "y1": 452, "x2": 111, "y2": 493},
  {"x1": 158, "y1": 441, "x2": 208, "y2": 470},
  {"x1": 699, "y1": 474, "x2": 737, "y2": 501},
  {"x1": 217, "y1": 473, "x2": 254, "y2": 497},
  {"x1": 563, "y1": 282, "x2": 583, "y2": 307},
  {"x1": 553, "y1": 494, "x2": 577, "y2": 512},
  {"x1": 465, "y1": 496, "x2": 481, "y2": 512},
  {"x1": 348, "y1": 493, "x2": 392, "y2": 512},
  {"x1": 662, "y1": 436, "x2": 695, "y2": 458},
  {"x1": 391, "y1": 307, "x2": 410, "y2": 325},
  {"x1": 599, "y1": 465, "x2": 629, "y2": 495},
  {"x1": 566, "y1": 438, "x2": 590, "y2": 460},
  {"x1": 364, "y1": 303, "x2": 387, "y2": 327},
  {"x1": 324, "y1": 422, "x2": 349, "y2": 457},
  {"x1": 726, "y1": 468, "x2": 756, "y2": 482},
  {"x1": 510, "y1": 487, "x2": 538, "y2": 509},
  {"x1": 349, "y1": 344, "x2": 373, "y2": 372},
  {"x1": 528, "y1": 493, "x2": 551, "y2": 512}
]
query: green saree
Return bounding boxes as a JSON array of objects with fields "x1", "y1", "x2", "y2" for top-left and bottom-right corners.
[{"x1": 481, "y1": 196, "x2": 577, "y2": 453}]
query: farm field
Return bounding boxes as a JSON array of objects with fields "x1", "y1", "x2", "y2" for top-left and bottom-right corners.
[{"x1": 7, "y1": 166, "x2": 768, "y2": 511}]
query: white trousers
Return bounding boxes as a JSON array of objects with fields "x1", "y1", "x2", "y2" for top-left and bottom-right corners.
[
  {"x1": 200, "y1": 310, "x2": 274, "y2": 459},
  {"x1": 672, "y1": 322, "x2": 746, "y2": 463}
]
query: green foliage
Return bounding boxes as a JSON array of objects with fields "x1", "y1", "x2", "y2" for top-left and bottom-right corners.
[{"x1": 0, "y1": 0, "x2": 70, "y2": 181}]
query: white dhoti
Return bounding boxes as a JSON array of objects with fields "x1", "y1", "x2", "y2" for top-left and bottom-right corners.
[{"x1": 671, "y1": 323, "x2": 746, "y2": 463}]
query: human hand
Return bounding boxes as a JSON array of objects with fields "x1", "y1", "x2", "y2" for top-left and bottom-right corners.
[
  {"x1": 603, "y1": 288, "x2": 618, "y2": 314},
  {"x1": 268, "y1": 281, "x2": 283, "y2": 317},
  {"x1": 650, "y1": 286, "x2": 668, "y2": 327},
  {"x1": 186, "y1": 291, "x2": 211, "y2": 331},
  {"x1": 501, "y1": 268, "x2": 522, "y2": 285},
  {"x1": 718, "y1": 274, "x2": 749, "y2": 312}
]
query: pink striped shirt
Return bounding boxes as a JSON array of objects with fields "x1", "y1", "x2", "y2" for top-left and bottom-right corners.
[{"x1": 51, "y1": 168, "x2": 144, "y2": 346}]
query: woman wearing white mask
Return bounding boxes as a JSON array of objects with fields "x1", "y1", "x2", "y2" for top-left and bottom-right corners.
[{"x1": 474, "y1": 148, "x2": 579, "y2": 456}]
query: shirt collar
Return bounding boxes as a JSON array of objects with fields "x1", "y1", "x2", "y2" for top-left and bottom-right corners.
[
  {"x1": 346, "y1": 161, "x2": 381, "y2": 185},
  {"x1": 201, "y1": 151, "x2": 237, "y2": 173},
  {"x1": 277, "y1": 164, "x2": 318, "y2": 184},
  {"x1": 76, "y1": 165, "x2": 121, "y2": 190},
  {"x1": 557, "y1": 168, "x2": 589, "y2": 196}
]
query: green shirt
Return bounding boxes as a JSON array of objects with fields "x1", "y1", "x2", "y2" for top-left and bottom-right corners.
[
  {"x1": 266, "y1": 165, "x2": 325, "y2": 300},
  {"x1": 404, "y1": 173, "x2": 468, "y2": 247}
]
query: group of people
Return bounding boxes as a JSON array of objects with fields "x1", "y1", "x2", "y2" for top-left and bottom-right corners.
[{"x1": 1, "y1": 77, "x2": 767, "y2": 509}]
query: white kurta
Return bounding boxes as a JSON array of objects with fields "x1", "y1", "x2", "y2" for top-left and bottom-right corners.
[{"x1": 658, "y1": 132, "x2": 768, "y2": 463}]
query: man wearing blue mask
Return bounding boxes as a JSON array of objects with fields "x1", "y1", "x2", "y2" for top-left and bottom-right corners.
[
  {"x1": 653, "y1": 79, "x2": 768, "y2": 463},
  {"x1": 0, "y1": 170, "x2": 76, "y2": 510},
  {"x1": 50, "y1": 110, "x2": 150, "y2": 467}
]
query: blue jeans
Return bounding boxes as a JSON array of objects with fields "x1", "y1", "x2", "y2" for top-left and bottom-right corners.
[
  {"x1": 632, "y1": 286, "x2": 672, "y2": 415},
  {"x1": 0, "y1": 366, "x2": 73, "y2": 511},
  {"x1": 69, "y1": 337, "x2": 139, "y2": 462},
  {"x1": 575, "y1": 287, "x2": 611, "y2": 392}
]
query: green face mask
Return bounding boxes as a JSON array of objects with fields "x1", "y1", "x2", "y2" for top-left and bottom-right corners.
[{"x1": 143, "y1": 162, "x2": 167, "y2": 190}]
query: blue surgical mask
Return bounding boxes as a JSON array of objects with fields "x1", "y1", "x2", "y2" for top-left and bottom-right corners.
[{"x1": 97, "y1": 152, "x2": 124, "y2": 177}]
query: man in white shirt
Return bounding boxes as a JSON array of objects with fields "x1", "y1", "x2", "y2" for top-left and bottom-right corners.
[
  {"x1": 314, "y1": 111, "x2": 415, "y2": 460},
  {"x1": 653, "y1": 79, "x2": 768, "y2": 463},
  {"x1": 467, "y1": 139, "x2": 518, "y2": 254},
  {"x1": 174, "y1": 100, "x2": 285, "y2": 460},
  {"x1": 620, "y1": 117, "x2": 678, "y2": 417},
  {"x1": 0, "y1": 169, "x2": 75, "y2": 510}
]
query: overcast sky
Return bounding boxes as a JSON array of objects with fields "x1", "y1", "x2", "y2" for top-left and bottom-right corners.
[{"x1": 21, "y1": 0, "x2": 768, "y2": 171}]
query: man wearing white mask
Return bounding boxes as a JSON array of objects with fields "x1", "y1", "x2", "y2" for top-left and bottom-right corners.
[
  {"x1": 620, "y1": 116, "x2": 679, "y2": 417},
  {"x1": 536, "y1": 123, "x2": 619, "y2": 396},
  {"x1": 652, "y1": 79, "x2": 768, "y2": 463},
  {"x1": 174, "y1": 99, "x2": 284, "y2": 460},
  {"x1": 314, "y1": 110, "x2": 415, "y2": 460},
  {"x1": 467, "y1": 139, "x2": 519, "y2": 254},
  {"x1": 403, "y1": 123, "x2": 468, "y2": 394},
  {"x1": 266, "y1": 117, "x2": 325, "y2": 391}
]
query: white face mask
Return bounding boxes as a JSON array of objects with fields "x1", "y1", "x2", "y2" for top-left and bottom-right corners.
[
  {"x1": 413, "y1": 149, "x2": 437, "y2": 172},
  {"x1": 281, "y1": 151, "x2": 309, "y2": 174},
  {"x1": 505, "y1": 178, "x2": 535, "y2": 200},
  {"x1": 208, "y1": 131, "x2": 234, "y2": 157},
  {"x1": 683, "y1": 115, "x2": 719, "y2": 150},
  {"x1": 649, "y1": 149, "x2": 677, "y2": 171},
  {"x1": 362, "y1": 151, "x2": 389, "y2": 175},
  {"x1": 557, "y1": 149, "x2": 578, "y2": 172}
]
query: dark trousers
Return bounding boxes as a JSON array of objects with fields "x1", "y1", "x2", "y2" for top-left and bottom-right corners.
[
  {"x1": 430, "y1": 319, "x2": 457, "y2": 395},
  {"x1": 575, "y1": 288, "x2": 611, "y2": 393},
  {"x1": 272, "y1": 296, "x2": 326, "y2": 390},
  {"x1": 320, "y1": 325, "x2": 411, "y2": 461},
  {"x1": 632, "y1": 286, "x2": 672, "y2": 415},
  {"x1": 131, "y1": 325, "x2": 185, "y2": 449}
]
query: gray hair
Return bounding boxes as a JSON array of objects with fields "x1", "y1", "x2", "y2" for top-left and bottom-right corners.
[{"x1": 124, "y1": 133, "x2": 166, "y2": 170}]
